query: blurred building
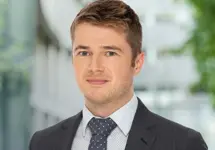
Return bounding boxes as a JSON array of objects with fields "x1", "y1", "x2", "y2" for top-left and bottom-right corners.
[
  {"x1": 30, "y1": 0, "x2": 215, "y2": 149},
  {"x1": 30, "y1": 0, "x2": 84, "y2": 133}
]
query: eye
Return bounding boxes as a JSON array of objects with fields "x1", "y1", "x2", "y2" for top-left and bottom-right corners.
[
  {"x1": 106, "y1": 51, "x2": 118, "y2": 56},
  {"x1": 77, "y1": 51, "x2": 90, "y2": 56}
]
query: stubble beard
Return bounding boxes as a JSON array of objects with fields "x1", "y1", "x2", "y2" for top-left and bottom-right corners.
[{"x1": 84, "y1": 79, "x2": 133, "y2": 106}]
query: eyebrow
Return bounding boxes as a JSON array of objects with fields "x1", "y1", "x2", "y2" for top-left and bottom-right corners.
[
  {"x1": 101, "y1": 45, "x2": 123, "y2": 52},
  {"x1": 73, "y1": 45, "x2": 123, "y2": 52},
  {"x1": 74, "y1": 45, "x2": 90, "y2": 52}
]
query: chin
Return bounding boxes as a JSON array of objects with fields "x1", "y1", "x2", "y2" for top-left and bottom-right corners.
[{"x1": 84, "y1": 92, "x2": 111, "y2": 104}]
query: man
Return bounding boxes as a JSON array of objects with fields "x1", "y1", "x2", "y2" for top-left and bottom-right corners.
[{"x1": 29, "y1": 0, "x2": 208, "y2": 150}]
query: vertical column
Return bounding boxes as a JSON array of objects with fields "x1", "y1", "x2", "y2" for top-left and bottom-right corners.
[
  {"x1": 32, "y1": 44, "x2": 48, "y2": 102},
  {"x1": 47, "y1": 46, "x2": 58, "y2": 102}
]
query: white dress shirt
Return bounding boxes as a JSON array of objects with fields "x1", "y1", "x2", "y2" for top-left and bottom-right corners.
[{"x1": 71, "y1": 93, "x2": 138, "y2": 150}]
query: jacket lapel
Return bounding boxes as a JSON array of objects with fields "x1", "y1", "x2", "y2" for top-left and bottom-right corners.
[
  {"x1": 52, "y1": 97, "x2": 157, "y2": 150},
  {"x1": 125, "y1": 97, "x2": 157, "y2": 150},
  {"x1": 54, "y1": 111, "x2": 83, "y2": 150}
]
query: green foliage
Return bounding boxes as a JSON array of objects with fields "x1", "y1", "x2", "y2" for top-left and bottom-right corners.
[
  {"x1": 173, "y1": 0, "x2": 215, "y2": 109},
  {"x1": 0, "y1": 0, "x2": 7, "y2": 48},
  {"x1": 0, "y1": 0, "x2": 32, "y2": 81}
]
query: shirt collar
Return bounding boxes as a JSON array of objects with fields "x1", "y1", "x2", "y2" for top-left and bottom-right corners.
[
  {"x1": 82, "y1": 93, "x2": 138, "y2": 137},
  {"x1": 82, "y1": 105, "x2": 94, "y2": 137}
]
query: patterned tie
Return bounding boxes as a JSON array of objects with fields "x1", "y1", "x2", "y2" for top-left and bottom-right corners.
[{"x1": 88, "y1": 117, "x2": 117, "y2": 150}]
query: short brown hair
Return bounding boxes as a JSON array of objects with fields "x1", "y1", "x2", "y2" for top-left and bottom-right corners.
[{"x1": 70, "y1": 0, "x2": 142, "y2": 67}]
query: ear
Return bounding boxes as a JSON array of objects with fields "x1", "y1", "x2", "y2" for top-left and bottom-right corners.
[
  {"x1": 71, "y1": 47, "x2": 74, "y2": 64},
  {"x1": 133, "y1": 52, "x2": 144, "y2": 76}
]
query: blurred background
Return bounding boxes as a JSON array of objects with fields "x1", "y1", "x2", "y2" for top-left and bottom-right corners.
[{"x1": 0, "y1": 0, "x2": 215, "y2": 150}]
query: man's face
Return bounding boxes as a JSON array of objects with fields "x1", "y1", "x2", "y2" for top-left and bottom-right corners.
[{"x1": 72, "y1": 23, "x2": 144, "y2": 105}]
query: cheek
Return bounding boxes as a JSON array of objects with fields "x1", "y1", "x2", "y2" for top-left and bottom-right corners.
[
  {"x1": 109, "y1": 64, "x2": 133, "y2": 81},
  {"x1": 73, "y1": 59, "x2": 90, "y2": 72},
  {"x1": 106, "y1": 58, "x2": 127, "y2": 68},
  {"x1": 73, "y1": 59, "x2": 87, "y2": 71},
  {"x1": 73, "y1": 65, "x2": 84, "y2": 81}
]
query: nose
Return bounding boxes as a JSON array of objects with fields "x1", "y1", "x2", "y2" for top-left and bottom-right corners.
[{"x1": 88, "y1": 55, "x2": 104, "y2": 73}]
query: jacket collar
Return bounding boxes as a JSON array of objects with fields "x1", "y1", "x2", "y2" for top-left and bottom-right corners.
[{"x1": 125, "y1": 97, "x2": 157, "y2": 150}]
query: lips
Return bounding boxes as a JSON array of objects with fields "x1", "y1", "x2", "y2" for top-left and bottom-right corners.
[{"x1": 87, "y1": 79, "x2": 108, "y2": 85}]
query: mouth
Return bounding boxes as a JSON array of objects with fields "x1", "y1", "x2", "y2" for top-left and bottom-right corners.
[{"x1": 86, "y1": 79, "x2": 109, "y2": 85}]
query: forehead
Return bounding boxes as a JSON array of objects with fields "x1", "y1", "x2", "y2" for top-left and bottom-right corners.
[{"x1": 73, "y1": 23, "x2": 128, "y2": 45}]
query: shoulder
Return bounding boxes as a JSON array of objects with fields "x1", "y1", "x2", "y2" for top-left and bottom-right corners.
[
  {"x1": 29, "y1": 112, "x2": 81, "y2": 150},
  {"x1": 33, "y1": 113, "x2": 77, "y2": 137},
  {"x1": 149, "y1": 111, "x2": 208, "y2": 150},
  {"x1": 151, "y1": 111, "x2": 191, "y2": 134}
]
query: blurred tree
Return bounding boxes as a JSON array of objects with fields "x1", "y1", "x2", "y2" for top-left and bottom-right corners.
[
  {"x1": 185, "y1": 0, "x2": 215, "y2": 109},
  {"x1": 170, "y1": 0, "x2": 215, "y2": 109}
]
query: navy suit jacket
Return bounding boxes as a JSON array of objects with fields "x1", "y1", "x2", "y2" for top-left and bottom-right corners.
[{"x1": 29, "y1": 97, "x2": 208, "y2": 150}]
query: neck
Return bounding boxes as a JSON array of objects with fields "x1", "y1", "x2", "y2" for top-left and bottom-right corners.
[{"x1": 85, "y1": 88, "x2": 134, "y2": 118}]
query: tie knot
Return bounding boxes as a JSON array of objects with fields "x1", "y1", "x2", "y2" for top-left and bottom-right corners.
[{"x1": 88, "y1": 117, "x2": 117, "y2": 137}]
